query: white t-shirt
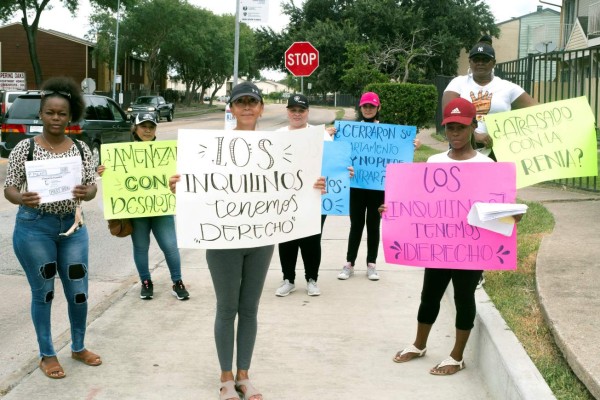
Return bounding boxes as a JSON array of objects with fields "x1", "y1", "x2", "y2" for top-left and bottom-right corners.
[
  {"x1": 427, "y1": 150, "x2": 494, "y2": 163},
  {"x1": 276, "y1": 123, "x2": 333, "y2": 141},
  {"x1": 445, "y1": 75, "x2": 525, "y2": 134}
]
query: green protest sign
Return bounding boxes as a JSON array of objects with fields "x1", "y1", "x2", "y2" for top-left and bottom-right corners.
[
  {"x1": 486, "y1": 97, "x2": 597, "y2": 188},
  {"x1": 101, "y1": 140, "x2": 177, "y2": 219}
]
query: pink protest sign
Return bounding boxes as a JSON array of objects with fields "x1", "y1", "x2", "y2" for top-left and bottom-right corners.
[{"x1": 382, "y1": 162, "x2": 517, "y2": 270}]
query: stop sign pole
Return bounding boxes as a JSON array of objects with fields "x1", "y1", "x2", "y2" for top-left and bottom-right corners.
[{"x1": 285, "y1": 41, "x2": 319, "y2": 94}]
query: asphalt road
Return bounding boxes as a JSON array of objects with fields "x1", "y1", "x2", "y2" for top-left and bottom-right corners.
[{"x1": 0, "y1": 103, "x2": 339, "y2": 389}]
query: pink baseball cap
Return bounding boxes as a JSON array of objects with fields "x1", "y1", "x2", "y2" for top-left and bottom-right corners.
[
  {"x1": 442, "y1": 98, "x2": 476, "y2": 126},
  {"x1": 359, "y1": 92, "x2": 380, "y2": 107}
]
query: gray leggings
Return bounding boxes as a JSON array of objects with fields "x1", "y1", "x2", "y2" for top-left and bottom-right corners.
[{"x1": 206, "y1": 245, "x2": 274, "y2": 371}]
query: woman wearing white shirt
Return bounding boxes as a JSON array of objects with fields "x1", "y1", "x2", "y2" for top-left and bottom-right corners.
[{"x1": 442, "y1": 35, "x2": 537, "y2": 160}]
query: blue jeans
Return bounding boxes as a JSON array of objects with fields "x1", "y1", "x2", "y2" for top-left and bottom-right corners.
[
  {"x1": 131, "y1": 215, "x2": 181, "y2": 282},
  {"x1": 13, "y1": 206, "x2": 90, "y2": 358}
]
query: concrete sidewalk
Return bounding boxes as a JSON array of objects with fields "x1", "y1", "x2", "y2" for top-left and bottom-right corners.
[
  {"x1": 4, "y1": 216, "x2": 496, "y2": 400},
  {"x1": 4, "y1": 126, "x2": 591, "y2": 399}
]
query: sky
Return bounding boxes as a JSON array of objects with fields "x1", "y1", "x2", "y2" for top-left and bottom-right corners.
[
  {"x1": 6, "y1": 0, "x2": 560, "y2": 38},
  {"x1": 5, "y1": 0, "x2": 560, "y2": 79}
]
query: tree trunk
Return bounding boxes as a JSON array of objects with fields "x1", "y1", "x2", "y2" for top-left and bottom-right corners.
[{"x1": 22, "y1": 22, "x2": 43, "y2": 86}]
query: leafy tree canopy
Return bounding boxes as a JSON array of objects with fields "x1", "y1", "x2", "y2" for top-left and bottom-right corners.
[{"x1": 254, "y1": 0, "x2": 498, "y2": 94}]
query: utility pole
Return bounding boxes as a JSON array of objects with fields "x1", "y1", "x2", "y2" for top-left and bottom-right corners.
[
  {"x1": 233, "y1": 0, "x2": 240, "y2": 86},
  {"x1": 111, "y1": 0, "x2": 121, "y2": 101}
]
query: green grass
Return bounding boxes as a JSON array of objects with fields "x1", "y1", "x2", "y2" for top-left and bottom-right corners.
[
  {"x1": 412, "y1": 145, "x2": 594, "y2": 399},
  {"x1": 485, "y1": 202, "x2": 594, "y2": 399}
]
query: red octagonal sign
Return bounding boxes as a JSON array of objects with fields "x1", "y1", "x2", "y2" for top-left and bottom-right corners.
[{"x1": 285, "y1": 41, "x2": 319, "y2": 77}]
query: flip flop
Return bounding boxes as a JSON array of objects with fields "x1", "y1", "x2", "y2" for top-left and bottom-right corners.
[
  {"x1": 430, "y1": 356, "x2": 465, "y2": 375},
  {"x1": 235, "y1": 379, "x2": 262, "y2": 400},
  {"x1": 39, "y1": 356, "x2": 66, "y2": 379},
  {"x1": 219, "y1": 380, "x2": 240, "y2": 400},
  {"x1": 393, "y1": 344, "x2": 427, "y2": 363},
  {"x1": 71, "y1": 349, "x2": 102, "y2": 366}
]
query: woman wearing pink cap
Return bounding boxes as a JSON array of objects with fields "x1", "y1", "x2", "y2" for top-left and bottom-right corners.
[
  {"x1": 383, "y1": 97, "x2": 519, "y2": 376},
  {"x1": 338, "y1": 91, "x2": 420, "y2": 282}
]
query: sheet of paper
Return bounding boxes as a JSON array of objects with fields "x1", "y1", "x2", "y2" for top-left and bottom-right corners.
[
  {"x1": 25, "y1": 156, "x2": 82, "y2": 203},
  {"x1": 473, "y1": 202, "x2": 528, "y2": 221},
  {"x1": 467, "y1": 202, "x2": 528, "y2": 236}
]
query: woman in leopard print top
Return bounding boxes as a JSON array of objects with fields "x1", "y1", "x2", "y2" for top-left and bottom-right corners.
[{"x1": 3, "y1": 77, "x2": 101, "y2": 379}]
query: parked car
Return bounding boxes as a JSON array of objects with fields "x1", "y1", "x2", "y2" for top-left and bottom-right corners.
[
  {"x1": 0, "y1": 90, "x2": 27, "y2": 123},
  {"x1": 126, "y1": 95, "x2": 174, "y2": 122},
  {"x1": 0, "y1": 91, "x2": 133, "y2": 164},
  {"x1": 217, "y1": 95, "x2": 230, "y2": 103}
]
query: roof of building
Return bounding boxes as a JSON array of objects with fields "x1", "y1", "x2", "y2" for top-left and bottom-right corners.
[{"x1": 0, "y1": 22, "x2": 95, "y2": 47}]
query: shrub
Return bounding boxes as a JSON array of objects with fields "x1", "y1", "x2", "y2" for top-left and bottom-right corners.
[{"x1": 363, "y1": 82, "x2": 437, "y2": 128}]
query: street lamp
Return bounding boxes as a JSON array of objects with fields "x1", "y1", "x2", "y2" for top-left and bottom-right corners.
[{"x1": 111, "y1": 0, "x2": 121, "y2": 101}]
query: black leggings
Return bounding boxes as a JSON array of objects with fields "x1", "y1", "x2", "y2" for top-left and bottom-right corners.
[
  {"x1": 278, "y1": 215, "x2": 327, "y2": 283},
  {"x1": 346, "y1": 188, "x2": 385, "y2": 265},
  {"x1": 417, "y1": 268, "x2": 483, "y2": 330}
]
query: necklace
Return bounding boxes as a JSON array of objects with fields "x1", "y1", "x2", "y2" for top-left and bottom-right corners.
[{"x1": 40, "y1": 133, "x2": 65, "y2": 150}]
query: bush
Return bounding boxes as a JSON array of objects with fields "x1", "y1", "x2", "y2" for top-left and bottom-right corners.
[{"x1": 363, "y1": 82, "x2": 437, "y2": 128}]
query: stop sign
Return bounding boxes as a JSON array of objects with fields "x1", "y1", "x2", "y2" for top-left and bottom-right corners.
[{"x1": 285, "y1": 41, "x2": 319, "y2": 77}]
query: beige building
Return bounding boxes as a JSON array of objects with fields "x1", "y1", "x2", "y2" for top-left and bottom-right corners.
[{"x1": 456, "y1": 6, "x2": 560, "y2": 74}]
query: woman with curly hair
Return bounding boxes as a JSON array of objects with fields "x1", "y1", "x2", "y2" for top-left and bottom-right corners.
[{"x1": 4, "y1": 77, "x2": 101, "y2": 379}]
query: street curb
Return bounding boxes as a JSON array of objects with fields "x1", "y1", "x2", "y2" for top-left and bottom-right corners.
[{"x1": 473, "y1": 289, "x2": 556, "y2": 400}]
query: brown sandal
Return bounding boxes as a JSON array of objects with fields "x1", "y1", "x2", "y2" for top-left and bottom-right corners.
[
  {"x1": 39, "y1": 356, "x2": 66, "y2": 379},
  {"x1": 71, "y1": 349, "x2": 102, "y2": 366}
]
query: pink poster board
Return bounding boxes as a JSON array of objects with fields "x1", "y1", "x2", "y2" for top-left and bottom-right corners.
[{"x1": 382, "y1": 162, "x2": 517, "y2": 270}]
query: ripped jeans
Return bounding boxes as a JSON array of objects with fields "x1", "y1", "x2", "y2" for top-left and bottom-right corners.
[{"x1": 13, "y1": 206, "x2": 90, "y2": 358}]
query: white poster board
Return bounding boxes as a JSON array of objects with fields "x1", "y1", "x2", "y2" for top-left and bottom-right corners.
[{"x1": 176, "y1": 127, "x2": 324, "y2": 249}]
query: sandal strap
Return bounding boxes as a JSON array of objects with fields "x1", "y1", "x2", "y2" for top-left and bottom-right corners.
[
  {"x1": 436, "y1": 356, "x2": 464, "y2": 368},
  {"x1": 400, "y1": 344, "x2": 427, "y2": 356},
  {"x1": 235, "y1": 379, "x2": 261, "y2": 398},
  {"x1": 219, "y1": 380, "x2": 239, "y2": 400}
]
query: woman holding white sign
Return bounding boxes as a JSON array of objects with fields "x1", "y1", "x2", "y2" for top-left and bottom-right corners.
[
  {"x1": 4, "y1": 77, "x2": 101, "y2": 379},
  {"x1": 170, "y1": 82, "x2": 326, "y2": 400},
  {"x1": 97, "y1": 113, "x2": 189, "y2": 301}
]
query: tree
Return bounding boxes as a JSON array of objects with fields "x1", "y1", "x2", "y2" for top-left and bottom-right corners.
[
  {"x1": 254, "y1": 0, "x2": 499, "y2": 92},
  {"x1": 0, "y1": 0, "x2": 136, "y2": 87},
  {"x1": 340, "y1": 43, "x2": 387, "y2": 96}
]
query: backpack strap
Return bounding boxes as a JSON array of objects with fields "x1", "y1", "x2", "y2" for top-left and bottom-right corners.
[
  {"x1": 72, "y1": 139, "x2": 85, "y2": 162},
  {"x1": 27, "y1": 138, "x2": 34, "y2": 161},
  {"x1": 27, "y1": 137, "x2": 85, "y2": 162}
]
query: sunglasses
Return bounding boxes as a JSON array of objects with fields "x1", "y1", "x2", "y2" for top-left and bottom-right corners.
[
  {"x1": 41, "y1": 90, "x2": 72, "y2": 99},
  {"x1": 233, "y1": 97, "x2": 260, "y2": 107},
  {"x1": 470, "y1": 57, "x2": 493, "y2": 64}
]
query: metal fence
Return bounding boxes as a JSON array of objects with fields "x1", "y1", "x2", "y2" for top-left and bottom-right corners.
[{"x1": 434, "y1": 48, "x2": 600, "y2": 192}]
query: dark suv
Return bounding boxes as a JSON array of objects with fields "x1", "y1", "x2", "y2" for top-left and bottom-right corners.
[{"x1": 0, "y1": 92, "x2": 132, "y2": 164}]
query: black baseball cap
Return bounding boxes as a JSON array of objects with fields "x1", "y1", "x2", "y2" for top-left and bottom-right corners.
[
  {"x1": 135, "y1": 112, "x2": 157, "y2": 125},
  {"x1": 287, "y1": 94, "x2": 309, "y2": 109},
  {"x1": 229, "y1": 81, "x2": 262, "y2": 104},
  {"x1": 469, "y1": 42, "x2": 495, "y2": 59}
]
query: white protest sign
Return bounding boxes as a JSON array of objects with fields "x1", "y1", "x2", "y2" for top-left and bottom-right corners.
[
  {"x1": 176, "y1": 127, "x2": 324, "y2": 249},
  {"x1": 25, "y1": 156, "x2": 82, "y2": 203}
]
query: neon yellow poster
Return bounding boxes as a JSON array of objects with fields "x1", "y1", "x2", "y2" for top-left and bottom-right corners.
[
  {"x1": 486, "y1": 97, "x2": 598, "y2": 188},
  {"x1": 101, "y1": 141, "x2": 177, "y2": 219}
]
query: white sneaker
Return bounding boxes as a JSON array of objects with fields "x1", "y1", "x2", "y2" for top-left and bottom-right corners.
[
  {"x1": 307, "y1": 279, "x2": 321, "y2": 296},
  {"x1": 275, "y1": 279, "x2": 296, "y2": 297},
  {"x1": 367, "y1": 263, "x2": 380, "y2": 281},
  {"x1": 337, "y1": 262, "x2": 354, "y2": 280}
]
